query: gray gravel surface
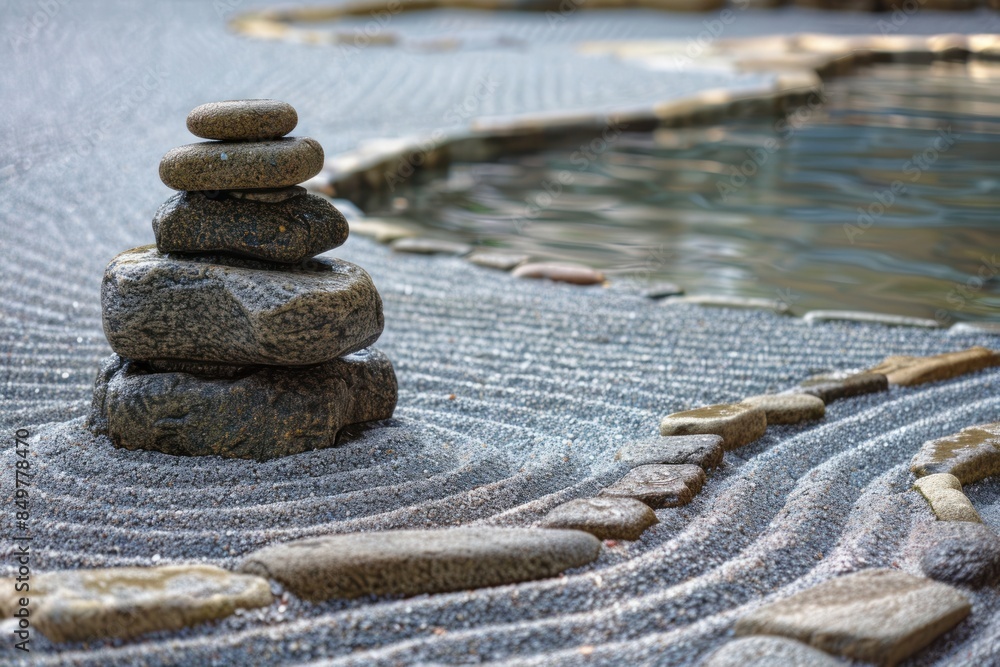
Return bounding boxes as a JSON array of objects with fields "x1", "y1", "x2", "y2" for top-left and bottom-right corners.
[{"x1": 2, "y1": 1, "x2": 999, "y2": 665}]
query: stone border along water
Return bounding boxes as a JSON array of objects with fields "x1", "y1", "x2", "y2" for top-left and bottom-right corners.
[{"x1": 229, "y1": 15, "x2": 1000, "y2": 332}]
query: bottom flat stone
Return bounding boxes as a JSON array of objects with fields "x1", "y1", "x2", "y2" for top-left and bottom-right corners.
[
  {"x1": 88, "y1": 348, "x2": 397, "y2": 460},
  {"x1": 599, "y1": 464, "x2": 706, "y2": 508},
  {"x1": 0, "y1": 565, "x2": 271, "y2": 643}
]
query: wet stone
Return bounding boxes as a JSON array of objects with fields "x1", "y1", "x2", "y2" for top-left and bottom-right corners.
[
  {"x1": 238, "y1": 527, "x2": 601, "y2": 601},
  {"x1": 390, "y1": 237, "x2": 472, "y2": 256},
  {"x1": 540, "y1": 497, "x2": 658, "y2": 541},
  {"x1": 616, "y1": 434, "x2": 724, "y2": 469},
  {"x1": 870, "y1": 346, "x2": 999, "y2": 387},
  {"x1": 907, "y1": 521, "x2": 1000, "y2": 587},
  {"x1": 187, "y1": 99, "x2": 298, "y2": 141},
  {"x1": 159, "y1": 137, "x2": 324, "y2": 191},
  {"x1": 796, "y1": 371, "x2": 888, "y2": 404},
  {"x1": 599, "y1": 464, "x2": 706, "y2": 508},
  {"x1": 910, "y1": 421, "x2": 1000, "y2": 485},
  {"x1": 512, "y1": 262, "x2": 606, "y2": 286},
  {"x1": 153, "y1": 191, "x2": 348, "y2": 263},
  {"x1": 703, "y1": 636, "x2": 844, "y2": 667},
  {"x1": 913, "y1": 473, "x2": 981, "y2": 523},
  {"x1": 0, "y1": 565, "x2": 271, "y2": 643},
  {"x1": 735, "y1": 569, "x2": 971, "y2": 667},
  {"x1": 89, "y1": 348, "x2": 397, "y2": 460},
  {"x1": 659, "y1": 403, "x2": 766, "y2": 451},
  {"x1": 741, "y1": 393, "x2": 825, "y2": 425},
  {"x1": 101, "y1": 246, "x2": 383, "y2": 367}
]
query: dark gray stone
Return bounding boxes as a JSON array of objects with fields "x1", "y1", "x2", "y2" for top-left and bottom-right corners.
[
  {"x1": 908, "y1": 521, "x2": 1000, "y2": 587},
  {"x1": 238, "y1": 527, "x2": 601, "y2": 600},
  {"x1": 599, "y1": 464, "x2": 706, "y2": 508},
  {"x1": 88, "y1": 348, "x2": 397, "y2": 460},
  {"x1": 187, "y1": 99, "x2": 298, "y2": 141},
  {"x1": 540, "y1": 497, "x2": 658, "y2": 541},
  {"x1": 159, "y1": 137, "x2": 324, "y2": 191},
  {"x1": 616, "y1": 434, "x2": 724, "y2": 469},
  {"x1": 101, "y1": 246, "x2": 383, "y2": 367},
  {"x1": 225, "y1": 185, "x2": 305, "y2": 202},
  {"x1": 152, "y1": 191, "x2": 348, "y2": 263},
  {"x1": 796, "y1": 371, "x2": 888, "y2": 404}
]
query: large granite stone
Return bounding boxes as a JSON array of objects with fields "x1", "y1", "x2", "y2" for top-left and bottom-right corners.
[
  {"x1": 101, "y1": 246, "x2": 383, "y2": 367},
  {"x1": 659, "y1": 403, "x2": 766, "y2": 450},
  {"x1": 238, "y1": 527, "x2": 601, "y2": 601},
  {"x1": 599, "y1": 464, "x2": 706, "y2": 508},
  {"x1": 540, "y1": 497, "x2": 658, "y2": 541},
  {"x1": 152, "y1": 191, "x2": 348, "y2": 263},
  {"x1": 913, "y1": 474, "x2": 981, "y2": 523},
  {"x1": 911, "y1": 421, "x2": 1000, "y2": 485},
  {"x1": 907, "y1": 521, "x2": 1000, "y2": 587},
  {"x1": 869, "y1": 346, "x2": 998, "y2": 387},
  {"x1": 0, "y1": 565, "x2": 271, "y2": 642},
  {"x1": 615, "y1": 434, "x2": 724, "y2": 469},
  {"x1": 187, "y1": 99, "x2": 298, "y2": 141},
  {"x1": 740, "y1": 393, "x2": 825, "y2": 425},
  {"x1": 703, "y1": 636, "x2": 844, "y2": 667},
  {"x1": 735, "y1": 569, "x2": 971, "y2": 667},
  {"x1": 159, "y1": 137, "x2": 324, "y2": 191},
  {"x1": 88, "y1": 348, "x2": 397, "y2": 460}
]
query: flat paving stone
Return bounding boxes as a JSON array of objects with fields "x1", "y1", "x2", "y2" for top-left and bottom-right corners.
[
  {"x1": 910, "y1": 421, "x2": 1000, "y2": 485},
  {"x1": 89, "y1": 348, "x2": 397, "y2": 460},
  {"x1": 540, "y1": 496, "x2": 658, "y2": 541},
  {"x1": 869, "y1": 346, "x2": 999, "y2": 386},
  {"x1": 659, "y1": 403, "x2": 766, "y2": 450},
  {"x1": 0, "y1": 565, "x2": 271, "y2": 643},
  {"x1": 599, "y1": 464, "x2": 706, "y2": 508},
  {"x1": 347, "y1": 218, "x2": 418, "y2": 243},
  {"x1": 735, "y1": 569, "x2": 971, "y2": 667},
  {"x1": 913, "y1": 473, "x2": 981, "y2": 523},
  {"x1": 796, "y1": 371, "x2": 888, "y2": 404},
  {"x1": 615, "y1": 434, "x2": 724, "y2": 469},
  {"x1": 238, "y1": 527, "x2": 601, "y2": 601},
  {"x1": 907, "y1": 521, "x2": 1000, "y2": 587},
  {"x1": 466, "y1": 252, "x2": 529, "y2": 271},
  {"x1": 390, "y1": 237, "x2": 472, "y2": 256},
  {"x1": 741, "y1": 393, "x2": 825, "y2": 425},
  {"x1": 159, "y1": 137, "x2": 324, "y2": 191},
  {"x1": 153, "y1": 191, "x2": 348, "y2": 263},
  {"x1": 187, "y1": 99, "x2": 298, "y2": 141},
  {"x1": 703, "y1": 636, "x2": 844, "y2": 667},
  {"x1": 101, "y1": 246, "x2": 383, "y2": 367},
  {"x1": 512, "y1": 262, "x2": 605, "y2": 285}
]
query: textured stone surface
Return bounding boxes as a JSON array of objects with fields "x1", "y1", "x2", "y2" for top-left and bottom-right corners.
[
  {"x1": 512, "y1": 262, "x2": 606, "y2": 285},
  {"x1": 540, "y1": 497, "x2": 658, "y2": 541},
  {"x1": 869, "y1": 346, "x2": 999, "y2": 386},
  {"x1": 615, "y1": 434, "x2": 724, "y2": 469},
  {"x1": 736, "y1": 569, "x2": 971, "y2": 667},
  {"x1": 907, "y1": 521, "x2": 1000, "y2": 587},
  {"x1": 101, "y1": 246, "x2": 383, "y2": 367},
  {"x1": 390, "y1": 237, "x2": 472, "y2": 256},
  {"x1": 226, "y1": 185, "x2": 305, "y2": 202},
  {"x1": 913, "y1": 473, "x2": 982, "y2": 523},
  {"x1": 741, "y1": 393, "x2": 826, "y2": 425},
  {"x1": 703, "y1": 636, "x2": 844, "y2": 667},
  {"x1": 659, "y1": 403, "x2": 767, "y2": 450},
  {"x1": 89, "y1": 348, "x2": 397, "y2": 460},
  {"x1": 0, "y1": 565, "x2": 271, "y2": 643},
  {"x1": 152, "y1": 191, "x2": 348, "y2": 263},
  {"x1": 467, "y1": 252, "x2": 529, "y2": 271},
  {"x1": 911, "y1": 421, "x2": 1000, "y2": 485},
  {"x1": 187, "y1": 99, "x2": 298, "y2": 141},
  {"x1": 238, "y1": 527, "x2": 601, "y2": 601},
  {"x1": 599, "y1": 464, "x2": 706, "y2": 508},
  {"x1": 796, "y1": 371, "x2": 889, "y2": 404},
  {"x1": 159, "y1": 137, "x2": 324, "y2": 191}
]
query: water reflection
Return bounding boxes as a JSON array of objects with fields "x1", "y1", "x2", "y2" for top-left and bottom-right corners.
[{"x1": 369, "y1": 62, "x2": 1000, "y2": 322}]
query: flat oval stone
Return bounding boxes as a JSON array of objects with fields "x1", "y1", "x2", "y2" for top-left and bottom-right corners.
[
  {"x1": 159, "y1": 137, "x2": 324, "y2": 191},
  {"x1": 659, "y1": 403, "x2": 767, "y2": 450},
  {"x1": 913, "y1": 473, "x2": 982, "y2": 523},
  {"x1": 910, "y1": 421, "x2": 1000, "y2": 485},
  {"x1": 390, "y1": 237, "x2": 472, "y2": 256},
  {"x1": 869, "y1": 346, "x2": 999, "y2": 387},
  {"x1": 512, "y1": 262, "x2": 605, "y2": 285},
  {"x1": 152, "y1": 191, "x2": 348, "y2": 263},
  {"x1": 907, "y1": 521, "x2": 1000, "y2": 587},
  {"x1": 187, "y1": 99, "x2": 297, "y2": 141},
  {"x1": 540, "y1": 497, "x2": 658, "y2": 541},
  {"x1": 237, "y1": 527, "x2": 601, "y2": 601},
  {"x1": 101, "y1": 246, "x2": 383, "y2": 366},
  {"x1": 616, "y1": 434, "x2": 724, "y2": 469},
  {"x1": 741, "y1": 393, "x2": 825, "y2": 425},
  {"x1": 796, "y1": 371, "x2": 888, "y2": 404},
  {"x1": 599, "y1": 464, "x2": 706, "y2": 508},
  {"x1": 89, "y1": 348, "x2": 397, "y2": 460},
  {"x1": 0, "y1": 565, "x2": 271, "y2": 642}
]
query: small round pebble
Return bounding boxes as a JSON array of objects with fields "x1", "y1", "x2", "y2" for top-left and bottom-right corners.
[{"x1": 187, "y1": 99, "x2": 298, "y2": 141}]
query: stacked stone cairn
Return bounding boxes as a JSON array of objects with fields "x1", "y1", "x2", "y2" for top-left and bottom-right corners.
[{"x1": 89, "y1": 100, "x2": 397, "y2": 460}]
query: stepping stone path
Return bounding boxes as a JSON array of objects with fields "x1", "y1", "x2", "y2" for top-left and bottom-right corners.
[
  {"x1": 390, "y1": 237, "x2": 472, "y2": 256},
  {"x1": 911, "y1": 421, "x2": 1000, "y2": 485},
  {"x1": 511, "y1": 262, "x2": 606, "y2": 285},
  {"x1": 466, "y1": 251, "x2": 529, "y2": 271},
  {"x1": 89, "y1": 99, "x2": 396, "y2": 460},
  {"x1": 0, "y1": 565, "x2": 271, "y2": 643},
  {"x1": 907, "y1": 521, "x2": 1000, "y2": 587},
  {"x1": 795, "y1": 371, "x2": 888, "y2": 403},
  {"x1": 616, "y1": 434, "x2": 724, "y2": 469},
  {"x1": 740, "y1": 393, "x2": 825, "y2": 425},
  {"x1": 659, "y1": 403, "x2": 766, "y2": 450},
  {"x1": 540, "y1": 497, "x2": 658, "y2": 540},
  {"x1": 703, "y1": 636, "x2": 844, "y2": 667},
  {"x1": 913, "y1": 473, "x2": 981, "y2": 523},
  {"x1": 599, "y1": 464, "x2": 705, "y2": 508},
  {"x1": 870, "y1": 346, "x2": 999, "y2": 386},
  {"x1": 735, "y1": 569, "x2": 970, "y2": 667},
  {"x1": 238, "y1": 527, "x2": 600, "y2": 601}
]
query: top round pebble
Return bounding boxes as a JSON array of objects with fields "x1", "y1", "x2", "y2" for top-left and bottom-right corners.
[{"x1": 186, "y1": 99, "x2": 297, "y2": 141}]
